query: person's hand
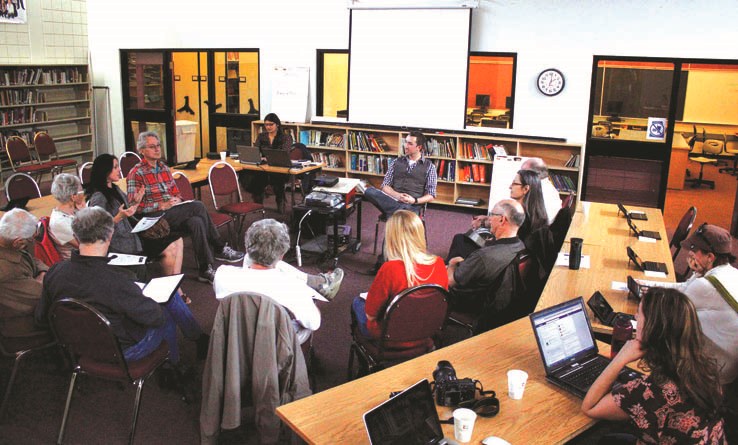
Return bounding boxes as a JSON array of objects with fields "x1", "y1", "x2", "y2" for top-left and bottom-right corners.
[
  {"x1": 170, "y1": 196, "x2": 182, "y2": 205},
  {"x1": 399, "y1": 193, "x2": 415, "y2": 204},
  {"x1": 132, "y1": 186, "x2": 145, "y2": 205},
  {"x1": 614, "y1": 339, "x2": 645, "y2": 364},
  {"x1": 117, "y1": 203, "x2": 137, "y2": 219},
  {"x1": 34, "y1": 271, "x2": 46, "y2": 283},
  {"x1": 448, "y1": 256, "x2": 464, "y2": 267},
  {"x1": 687, "y1": 255, "x2": 708, "y2": 276},
  {"x1": 471, "y1": 214, "x2": 487, "y2": 230}
]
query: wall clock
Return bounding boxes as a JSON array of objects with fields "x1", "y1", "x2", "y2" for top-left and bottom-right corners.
[{"x1": 537, "y1": 68, "x2": 565, "y2": 96}]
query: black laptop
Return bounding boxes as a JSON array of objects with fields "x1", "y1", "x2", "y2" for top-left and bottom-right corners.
[
  {"x1": 625, "y1": 217, "x2": 661, "y2": 240},
  {"x1": 617, "y1": 203, "x2": 648, "y2": 221},
  {"x1": 237, "y1": 145, "x2": 263, "y2": 165},
  {"x1": 626, "y1": 246, "x2": 668, "y2": 274},
  {"x1": 262, "y1": 148, "x2": 301, "y2": 168},
  {"x1": 363, "y1": 379, "x2": 458, "y2": 445},
  {"x1": 530, "y1": 297, "x2": 637, "y2": 398},
  {"x1": 586, "y1": 291, "x2": 635, "y2": 327}
]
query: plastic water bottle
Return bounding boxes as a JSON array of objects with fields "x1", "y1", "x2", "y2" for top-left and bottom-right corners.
[{"x1": 611, "y1": 315, "x2": 634, "y2": 359}]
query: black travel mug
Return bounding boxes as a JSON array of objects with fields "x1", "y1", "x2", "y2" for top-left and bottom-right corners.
[{"x1": 569, "y1": 237, "x2": 583, "y2": 270}]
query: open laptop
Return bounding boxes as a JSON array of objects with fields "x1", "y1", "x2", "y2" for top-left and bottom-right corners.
[
  {"x1": 616, "y1": 202, "x2": 648, "y2": 221},
  {"x1": 363, "y1": 379, "x2": 458, "y2": 445},
  {"x1": 626, "y1": 246, "x2": 668, "y2": 274},
  {"x1": 237, "y1": 145, "x2": 263, "y2": 165},
  {"x1": 262, "y1": 148, "x2": 302, "y2": 168},
  {"x1": 586, "y1": 291, "x2": 635, "y2": 327},
  {"x1": 625, "y1": 217, "x2": 661, "y2": 240},
  {"x1": 529, "y1": 297, "x2": 637, "y2": 398}
]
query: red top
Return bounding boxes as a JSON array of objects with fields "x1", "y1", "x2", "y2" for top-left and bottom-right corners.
[{"x1": 365, "y1": 256, "x2": 448, "y2": 338}]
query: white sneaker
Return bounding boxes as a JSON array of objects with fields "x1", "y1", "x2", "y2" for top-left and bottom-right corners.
[{"x1": 319, "y1": 268, "x2": 344, "y2": 301}]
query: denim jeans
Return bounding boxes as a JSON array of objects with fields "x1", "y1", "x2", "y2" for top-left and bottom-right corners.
[
  {"x1": 123, "y1": 292, "x2": 202, "y2": 364},
  {"x1": 351, "y1": 296, "x2": 371, "y2": 338},
  {"x1": 363, "y1": 187, "x2": 421, "y2": 217}
]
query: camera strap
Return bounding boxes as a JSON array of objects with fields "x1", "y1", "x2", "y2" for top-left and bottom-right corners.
[{"x1": 438, "y1": 380, "x2": 500, "y2": 422}]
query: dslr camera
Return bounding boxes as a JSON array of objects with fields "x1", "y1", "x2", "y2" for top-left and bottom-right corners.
[{"x1": 432, "y1": 360, "x2": 477, "y2": 407}]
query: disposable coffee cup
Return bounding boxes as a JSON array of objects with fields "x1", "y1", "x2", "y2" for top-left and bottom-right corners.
[
  {"x1": 507, "y1": 369, "x2": 528, "y2": 400},
  {"x1": 219, "y1": 151, "x2": 227, "y2": 161},
  {"x1": 452, "y1": 408, "x2": 477, "y2": 443}
]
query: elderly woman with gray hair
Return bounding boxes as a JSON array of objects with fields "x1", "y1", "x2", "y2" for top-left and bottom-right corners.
[
  {"x1": 49, "y1": 173, "x2": 87, "y2": 260},
  {"x1": 213, "y1": 218, "x2": 344, "y2": 344}
]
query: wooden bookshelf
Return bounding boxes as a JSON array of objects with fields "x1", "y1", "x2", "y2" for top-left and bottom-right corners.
[
  {"x1": 252, "y1": 121, "x2": 582, "y2": 210},
  {"x1": 0, "y1": 64, "x2": 94, "y2": 184}
]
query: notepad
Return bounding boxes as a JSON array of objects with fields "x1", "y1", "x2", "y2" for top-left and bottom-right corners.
[
  {"x1": 107, "y1": 253, "x2": 147, "y2": 266},
  {"x1": 134, "y1": 274, "x2": 184, "y2": 303},
  {"x1": 131, "y1": 216, "x2": 162, "y2": 233}
]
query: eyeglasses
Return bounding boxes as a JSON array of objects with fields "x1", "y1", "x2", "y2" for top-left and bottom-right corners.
[
  {"x1": 144, "y1": 144, "x2": 161, "y2": 149},
  {"x1": 693, "y1": 223, "x2": 715, "y2": 252}
]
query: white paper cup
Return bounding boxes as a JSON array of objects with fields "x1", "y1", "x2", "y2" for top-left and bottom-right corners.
[
  {"x1": 452, "y1": 407, "x2": 477, "y2": 443},
  {"x1": 507, "y1": 369, "x2": 528, "y2": 400},
  {"x1": 219, "y1": 152, "x2": 227, "y2": 161}
]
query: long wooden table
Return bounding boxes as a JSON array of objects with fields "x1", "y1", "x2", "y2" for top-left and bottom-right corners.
[{"x1": 276, "y1": 201, "x2": 676, "y2": 444}]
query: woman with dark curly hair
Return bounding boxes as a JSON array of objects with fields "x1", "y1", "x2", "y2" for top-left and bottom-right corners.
[{"x1": 582, "y1": 287, "x2": 726, "y2": 444}]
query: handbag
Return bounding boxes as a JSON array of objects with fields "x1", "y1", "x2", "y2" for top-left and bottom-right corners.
[{"x1": 138, "y1": 217, "x2": 171, "y2": 240}]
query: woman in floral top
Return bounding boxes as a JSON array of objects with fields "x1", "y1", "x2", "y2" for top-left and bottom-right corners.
[{"x1": 582, "y1": 287, "x2": 725, "y2": 444}]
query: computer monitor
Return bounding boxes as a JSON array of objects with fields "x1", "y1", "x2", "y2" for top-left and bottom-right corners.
[
  {"x1": 475, "y1": 94, "x2": 490, "y2": 109},
  {"x1": 606, "y1": 100, "x2": 623, "y2": 122}
]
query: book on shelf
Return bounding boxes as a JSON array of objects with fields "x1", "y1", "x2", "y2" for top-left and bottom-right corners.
[
  {"x1": 550, "y1": 173, "x2": 577, "y2": 193},
  {"x1": 564, "y1": 154, "x2": 580, "y2": 168},
  {"x1": 455, "y1": 197, "x2": 483, "y2": 206},
  {"x1": 416, "y1": 137, "x2": 455, "y2": 158}
]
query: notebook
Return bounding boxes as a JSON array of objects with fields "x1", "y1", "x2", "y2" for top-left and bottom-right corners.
[
  {"x1": 625, "y1": 217, "x2": 661, "y2": 240},
  {"x1": 626, "y1": 246, "x2": 668, "y2": 274},
  {"x1": 530, "y1": 297, "x2": 621, "y2": 398},
  {"x1": 363, "y1": 379, "x2": 458, "y2": 445},
  {"x1": 262, "y1": 148, "x2": 301, "y2": 168},
  {"x1": 237, "y1": 145, "x2": 263, "y2": 165},
  {"x1": 616, "y1": 203, "x2": 648, "y2": 221}
]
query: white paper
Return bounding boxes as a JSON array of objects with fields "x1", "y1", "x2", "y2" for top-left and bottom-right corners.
[
  {"x1": 142, "y1": 274, "x2": 184, "y2": 303},
  {"x1": 171, "y1": 199, "x2": 193, "y2": 207},
  {"x1": 131, "y1": 216, "x2": 162, "y2": 233},
  {"x1": 611, "y1": 281, "x2": 628, "y2": 291},
  {"x1": 107, "y1": 253, "x2": 147, "y2": 266},
  {"x1": 638, "y1": 236, "x2": 657, "y2": 243},
  {"x1": 313, "y1": 177, "x2": 362, "y2": 195},
  {"x1": 359, "y1": 292, "x2": 368, "y2": 300},
  {"x1": 644, "y1": 270, "x2": 667, "y2": 278},
  {"x1": 556, "y1": 252, "x2": 591, "y2": 269}
]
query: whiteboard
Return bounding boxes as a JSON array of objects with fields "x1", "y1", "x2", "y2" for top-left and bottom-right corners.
[
  {"x1": 683, "y1": 70, "x2": 738, "y2": 124},
  {"x1": 488, "y1": 155, "x2": 529, "y2": 210},
  {"x1": 270, "y1": 66, "x2": 309, "y2": 123}
]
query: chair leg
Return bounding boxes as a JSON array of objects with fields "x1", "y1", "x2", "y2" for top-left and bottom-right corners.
[
  {"x1": 57, "y1": 371, "x2": 79, "y2": 445},
  {"x1": 373, "y1": 220, "x2": 380, "y2": 255},
  {"x1": 0, "y1": 353, "x2": 24, "y2": 422},
  {"x1": 347, "y1": 344, "x2": 355, "y2": 382},
  {"x1": 128, "y1": 378, "x2": 145, "y2": 445}
]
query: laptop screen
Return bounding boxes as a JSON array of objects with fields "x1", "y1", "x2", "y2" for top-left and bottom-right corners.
[
  {"x1": 530, "y1": 297, "x2": 598, "y2": 373},
  {"x1": 363, "y1": 379, "x2": 444, "y2": 444}
]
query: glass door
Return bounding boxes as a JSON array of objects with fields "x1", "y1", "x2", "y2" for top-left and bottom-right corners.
[{"x1": 172, "y1": 51, "x2": 209, "y2": 160}]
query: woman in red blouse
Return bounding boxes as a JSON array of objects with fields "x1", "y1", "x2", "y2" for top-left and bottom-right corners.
[
  {"x1": 582, "y1": 287, "x2": 725, "y2": 444},
  {"x1": 352, "y1": 210, "x2": 448, "y2": 339}
]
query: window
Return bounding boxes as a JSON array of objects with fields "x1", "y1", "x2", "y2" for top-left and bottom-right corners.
[
  {"x1": 465, "y1": 53, "x2": 516, "y2": 129},
  {"x1": 316, "y1": 50, "x2": 348, "y2": 118}
]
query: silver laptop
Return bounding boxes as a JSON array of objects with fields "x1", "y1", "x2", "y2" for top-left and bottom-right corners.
[
  {"x1": 363, "y1": 379, "x2": 458, "y2": 445},
  {"x1": 237, "y1": 145, "x2": 263, "y2": 165}
]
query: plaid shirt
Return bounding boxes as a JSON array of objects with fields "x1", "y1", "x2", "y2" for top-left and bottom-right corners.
[
  {"x1": 381, "y1": 155, "x2": 437, "y2": 197},
  {"x1": 126, "y1": 159, "x2": 181, "y2": 214}
]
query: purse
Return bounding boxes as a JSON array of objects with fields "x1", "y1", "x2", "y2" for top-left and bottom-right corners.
[{"x1": 138, "y1": 217, "x2": 171, "y2": 240}]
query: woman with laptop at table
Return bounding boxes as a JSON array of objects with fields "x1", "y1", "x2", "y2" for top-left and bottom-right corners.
[
  {"x1": 245, "y1": 112, "x2": 293, "y2": 212},
  {"x1": 581, "y1": 287, "x2": 726, "y2": 444}
]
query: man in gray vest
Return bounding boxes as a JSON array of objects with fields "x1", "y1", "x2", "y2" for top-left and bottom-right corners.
[{"x1": 363, "y1": 130, "x2": 437, "y2": 216}]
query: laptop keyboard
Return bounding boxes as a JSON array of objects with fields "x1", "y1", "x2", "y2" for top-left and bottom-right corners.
[{"x1": 561, "y1": 359, "x2": 609, "y2": 389}]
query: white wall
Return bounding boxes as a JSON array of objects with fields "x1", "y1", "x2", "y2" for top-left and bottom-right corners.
[{"x1": 86, "y1": 0, "x2": 738, "y2": 154}]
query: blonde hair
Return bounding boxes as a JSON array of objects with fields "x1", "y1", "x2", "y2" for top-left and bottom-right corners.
[{"x1": 384, "y1": 210, "x2": 437, "y2": 286}]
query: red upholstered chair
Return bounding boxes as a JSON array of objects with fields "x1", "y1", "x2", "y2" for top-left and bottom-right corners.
[
  {"x1": 5, "y1": 172, "x2": 42, "y2": 202},
  {"x1": 172, "y1": 171, "x2": 234, "y2": 245},
  {"x1": 33, "y1": 132, "x2": 77, "y2": 175},
  {"x1": 77, "y1": 161, "x2": 93, "y2": 187},
  {"x1": 4, "y1": 136, "x2": 55, "y2": 183},
  {"x1": 48, "y1": 298, "x2": 169, "y2": 445},
  {"x1": 347, "y1": 284, "x2": 449, "y2": 380},
  {"x1": 119, "y1": 151, "x2": 141, "y2": 178},
  {"x1": 208, "y1": 161, "x2": 265, "y2": 245}
]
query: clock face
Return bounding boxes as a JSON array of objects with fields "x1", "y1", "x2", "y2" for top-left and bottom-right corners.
[{"x1": 537, "y1": 69, "x2": 565, "y2": 96}]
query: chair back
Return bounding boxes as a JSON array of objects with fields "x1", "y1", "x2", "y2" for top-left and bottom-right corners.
[
  {"x1": 514, "y1": 251, "x2": 541, "y2": 316},
  {"x1": 172, "y1": 171, "x2": 195, "y2": 201},
  {"x1": 34, "y1": 216, "x2": 62, "y2": 267},
  {"x1": 381, "y1": 284, "x2": 449, "y2": 344},
  {"x1": 5, "y1": 172, "x2": 42, "y2": 202},
  {"x1": 208, "y1": 161, "x2": 242, "y2": 210},
  {"x1": 670, "y1": 206, "x2": 697, "y2": 260},
  {"x1": 6, "y1": 136, "x2": 34, "y2": 165},
  {"x1": 78, "y1": 161, "x2": 93, "y2": 186},
  {"x1": 119, "y1": 152, "x2": 141, "y2": 178},
  {"x1": 561, "y1": 194, "x2": 575, "y2": 212},
  {"x1": 49, "y1": 298, "x2": 132, "y2": 379},
  {"x1": 33, "y1": 132, "x2": 58, "y2": 159},
  {"x1": 550, "y1": 206, "x2": 573, "y2": 254}
]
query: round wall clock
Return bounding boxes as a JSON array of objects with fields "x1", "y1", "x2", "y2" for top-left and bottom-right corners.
[{"x1": 537, "y1": 68, "x2": 565, "y2": 96}]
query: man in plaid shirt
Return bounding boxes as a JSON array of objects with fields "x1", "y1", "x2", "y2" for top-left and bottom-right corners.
[{"x1": 127, "y1": 131, "x2": 244, "y2": 283}]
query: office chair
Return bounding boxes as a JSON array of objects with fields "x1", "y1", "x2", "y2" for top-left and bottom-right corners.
[
  {"x1": 685, "y1": 126, "x2": 716, "y2": 189},
  {"x1": 719, "y1": 138, "x2": 738, "y2": 176}
]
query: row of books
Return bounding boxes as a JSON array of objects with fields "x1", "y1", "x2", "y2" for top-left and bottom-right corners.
[
  {"x1": 0, "y1": 129, "x2": 46, "y2": 149},
  {"x1": 564, "y1": 154, "x2": 580, "y2": 168},
  {"x1": 431, "y1": 159, "x2": 456, "y2": 181},
  {"x1": 0, "y1": 108, "x2": 48, "y2": 126},
  {"x1": 459, "y1": 142, "x2": 507, "y2": 161},
  {"x1": 299, "y1": 130, "x2": 344, "y2": 148},
  {"x1": 422, "y1": 137, "x2": 456, "y2": 158},
  {"x1": 0, "y1": 89, "x2": 48, "y2": 106},
  {"x1": 311, "y1": 152, "x2": 343, "y2": 169},
  {"x1": 551, "y1": 173, "x2": 577, "y2": 193},
  {"x1": 347, "y1": 131, "x2": 390, "y2": 152},
  {"x1": 458, "y1": 163, "x2": 491, "y2": 183},
  {"x1": 0, "y1": 67, "x2": 86, "y2": 87},
  {"x1": 349, "y1": 154, "x2": 395, "y2": 175}
]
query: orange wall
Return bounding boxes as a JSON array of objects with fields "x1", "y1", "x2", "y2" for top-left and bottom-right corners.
[{"x1": 467, "y1": 58, "x2": 514, "y2": 109}]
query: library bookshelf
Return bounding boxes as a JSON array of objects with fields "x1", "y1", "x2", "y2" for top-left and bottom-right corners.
[
  {"x1": 0, "y1": 64, "x2": 94, "y2": 184},
  {"x1": 252, "y1": 121, "x2": 582, "y2": 210}
]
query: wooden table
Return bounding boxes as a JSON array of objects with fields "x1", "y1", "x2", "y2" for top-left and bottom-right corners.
[
  {"x1": 277, "y1": 317, "x2": 610, "y2": 445},
  {"x1": 537, "y1": 201, "x2": 675, "y2": 334}
]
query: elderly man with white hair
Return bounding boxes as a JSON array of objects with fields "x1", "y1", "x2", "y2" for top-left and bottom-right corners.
[
  {"x1": 213, "y1": 218, "x2": 344, "y2": 344},
  {"x1": 0, "y1": 209, "x2": 48, "y2": 337}
]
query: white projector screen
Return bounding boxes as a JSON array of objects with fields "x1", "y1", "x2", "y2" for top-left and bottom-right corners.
[{"x1": 348, "y1": 9, "x2": 471, "y2": 130}]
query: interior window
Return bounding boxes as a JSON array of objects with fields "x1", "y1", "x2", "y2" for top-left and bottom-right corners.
[
  {"x1": 465, "y1": 53, "x2": 516, "y2": 129},
  {"x1": 317, "y1": 50, "x2": 348, "y2": 118}
]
